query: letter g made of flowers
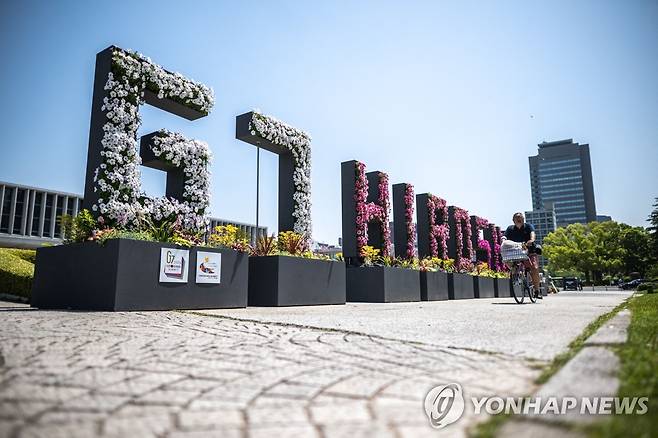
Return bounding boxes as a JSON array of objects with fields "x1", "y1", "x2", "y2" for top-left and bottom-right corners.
[
  {"x1": 340, "y1": 160, "x2": 392, "y2": 262},
  {"x1": 83, "y1": 46, "x2": 215, "y2": 232}
]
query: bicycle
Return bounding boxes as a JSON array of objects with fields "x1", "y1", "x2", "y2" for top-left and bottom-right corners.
[{"x1": 501, "y1": 242, "x2": 537, "y2": 304}]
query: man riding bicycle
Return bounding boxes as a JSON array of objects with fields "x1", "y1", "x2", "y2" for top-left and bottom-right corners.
[{"x1": 502, "y1": 212, "x2": 542, "y2": 299}]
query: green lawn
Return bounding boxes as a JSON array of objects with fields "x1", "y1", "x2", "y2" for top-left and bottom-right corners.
[
  {"x1": 586, "y1": 293, "x2": 658, "y2": 438},
  {"x1": 473, "y1": 293, "x2": 658, "y2": 438}
]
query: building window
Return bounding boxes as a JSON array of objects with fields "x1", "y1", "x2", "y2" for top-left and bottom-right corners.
[
  {"x1": 43, "y1": 194, "x2": 54, "y2": 237},
  {"x1": 13, "y1": 189, "x2": 27, "y2": 234},
  {"x1": 0, "y1": 187, "x2": 14, "y2": 233},
  {"x1": 31, "y1": 192, "x2": 43, "y2": 236}
]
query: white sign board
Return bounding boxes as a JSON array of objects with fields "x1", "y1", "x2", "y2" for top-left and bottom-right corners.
[
  {"x1": 159, "y1": 248, "x2": 189, "y2": 283},
  {"x1": 195, "y1": 251, "x2": 221, "y2": 284}
]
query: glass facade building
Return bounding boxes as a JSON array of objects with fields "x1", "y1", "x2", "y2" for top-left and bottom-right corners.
[
  {"x1": 528, "y1": 139, "x2": 597, "y2": 227},
  {"x1": 525, "y1": 203, "x2": 557, "y2": 269},
  {"x1": 0, "y1": 180, "x2": 266, "y2": 249}
]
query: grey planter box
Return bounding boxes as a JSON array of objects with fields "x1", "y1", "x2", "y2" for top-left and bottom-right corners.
[
  {"x1": 248, "y1": 256, "x2": 346, "y2": 306},
  {"x1": 495, "y1": 278, "x2": 512, "y2": 297},
  {"x1": 448, "y1": 273, "x2": 475, "y2": 300},
  {"x1": 31, "y1": 239, "x2": 248, "y2": 311},
  {"x1": 420, "y1": 271, "x2": 449, "y2": 301},
  {"x1": 474, "y1": 276, "x2": 496, "y2": 298},
  {"x1": 347, "y1": 266, "x2": 421, "y2": 303}
]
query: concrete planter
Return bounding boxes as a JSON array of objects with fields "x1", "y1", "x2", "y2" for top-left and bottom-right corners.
[
  {"x1": 420, "y1": 271, "x2": 449, "y2": 301},
  {"x1": 31, "y1": 239, "x2": 248, "y2": 311},
  {"x1": 248, "y1": 256, "x2": 346, "y2": 306},
  {"x1": 474, "y1": 276, "x2": 496, "y2": 298},
  {"x1": 448, "y1": 273, "x2": 476, "y2": 300},
  {"x1": 495, "y1": 278, "x2": 513, "y2": 298},
  {"x1": 347, "y1": 266, "x2": 421, "y2": 303}
]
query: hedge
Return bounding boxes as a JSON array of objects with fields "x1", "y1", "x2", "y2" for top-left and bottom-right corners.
[{"x1": 0, "y1": 248, "x2": 35, "y2": 299}]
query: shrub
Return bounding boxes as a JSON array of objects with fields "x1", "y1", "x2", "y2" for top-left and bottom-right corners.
[
  {"x1": 60, "y1": 209, "x2": 97, "y2": 243},
  {"x1": 208, "y1": 225, "x2": 250, "y2": 252},
  {"x1": 0, "y1": 248, "x2": 35, "y2": 299},
  {"x1": 637, "y1": 282, "x2": 657, "y2": 293}
]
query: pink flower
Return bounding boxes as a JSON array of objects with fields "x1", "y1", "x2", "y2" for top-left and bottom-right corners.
[
  {"x1": 427, "y1": 194, "x2": 449, "y2": 259},
  {"x1": 354, "y1": 161, "x2": 391, "y2": 257}
]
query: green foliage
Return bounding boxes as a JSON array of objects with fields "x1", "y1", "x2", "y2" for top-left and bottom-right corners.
[
  {"x1": 0, "y1": 248, "x2": 35, "y2": 299},
  {"x1": 588, "y1": 293, "x2": 658, "y2": 437},
  {"x1": 94, "y1": 229, "x2": 155, "y2": 246},
  {"x1": 4, "y1": 248, "x2": 36, "y2": 264},
  {"x1": 60, "y1": 209, "x2": 97, "y2": 243},
  {"x1": 646, "y1": 264, "x2": 658, "y2": 281},
  {"x1": 647, "y1": 197, "x2": 658, "y2": 261},
  {"x1": 207, "y1": 225, "x2": 250, "y2": 252},
  {"x1": 544, "y1": 221, "x2": 653, "y2": 282},
  {"x1": 251, "y1": 235, "x2": 277, "y2": 257},
  {"x1": 636, "y1": 282, "x2": 656, "y2": 293},
  {"x1": 144, "y1": 217, "x2": 177, "y2": 242},
  {"x1": 277, "y1": 231, "x2": 308, "y2": 256},
  {"x1": 419, "y1": 257, "x2": 456, "y2": 273}
]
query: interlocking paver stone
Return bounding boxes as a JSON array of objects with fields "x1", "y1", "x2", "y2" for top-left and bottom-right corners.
[{"x1": 0, "y1": 292, "x2": 628, "y2": 436}]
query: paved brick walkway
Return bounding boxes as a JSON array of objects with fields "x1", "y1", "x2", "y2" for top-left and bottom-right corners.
[{"x1": 0, "y1": 307, "x2": 539, "y2": 438}]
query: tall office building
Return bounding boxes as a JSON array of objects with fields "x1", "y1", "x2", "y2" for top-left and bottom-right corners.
[
  {"x1": 529, "y1": 139, "x2": 597, "y2": 227},
  {"x1": 525, "y1": 203, "x2": 557, "y2": 269}
]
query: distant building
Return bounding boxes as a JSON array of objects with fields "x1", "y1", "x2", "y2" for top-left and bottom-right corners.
[
  {"x1": 525, "y1": 203, "x2": 557, "y2": 269},
  {"x1": 528, "y1": 139, "x2": 597, "y2": 227},
  {"x1": 0, "y1": 180, "x2": 266, "y2": 249},
  {"x1": 596, "y1": 215, "x2": 612, "y2": 222},
  {"x1": 310, "y1": 240, "x2": 342, "y2": 258}
]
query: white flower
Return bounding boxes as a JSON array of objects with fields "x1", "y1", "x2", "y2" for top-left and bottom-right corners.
[
  {"x1": 249, "y1": 111, "x2": 312, "y2": 236},
  {"x1": 91, "y1": 46, "x2": 214, "y2": 233}
]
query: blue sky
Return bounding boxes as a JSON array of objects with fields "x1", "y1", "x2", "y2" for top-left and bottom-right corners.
[{"x1": 1, "y1": 0, "x2": 657, "y2": 243}]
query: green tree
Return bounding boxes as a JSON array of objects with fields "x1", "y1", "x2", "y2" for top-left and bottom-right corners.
[
  {"x1": 619, "y1": 226, "x2": 652, "y2": 277},
  {"x1": 544, "y1": 223, "x2": 597, "y2": 282},
  {"x1": 647, "y1": 197, "x2": 658, "y2": 262},
  {"x1": 589, "y1": 221, "x2": 624, "y2": 280},
  {"x1": 544, "y1": 220, "x2": 653, "y2": 282}
]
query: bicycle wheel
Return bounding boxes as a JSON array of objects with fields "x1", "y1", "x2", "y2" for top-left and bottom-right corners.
[
  {"x1": 526, "y1": 274, "x2": 537, "y2": 303},
  {"x1": 511, "y1": 270, "x2": 525, "y2": 304}
]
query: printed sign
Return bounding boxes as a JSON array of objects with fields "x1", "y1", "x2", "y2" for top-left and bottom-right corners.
[
  {"x1": 159, "y1": 248, "x2": 189, "y2": 283},
  {"x1": 196, "y1": 251, "x2": 221, "y2": 284}
]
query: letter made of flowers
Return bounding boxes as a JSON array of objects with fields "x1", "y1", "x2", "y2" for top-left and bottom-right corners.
[
  {"x1": 471, "y1": 216, "x2": 492, "y2": 269},
  {"x1": 84, "y1": 46, "x2": 214, "y2": 232},
  {"x1": 450, "y1": 206, "x2": 474, "y2": 272},
  {"x1": 427, "y1": 194, "x2": 450, "y2": 259},
  {"x1": 354, "y1": 161, "x2": 391, "y2": 257},
  {"x1": 392, "y1": 183, "x2": 416, "y2": 260},
  {"x1": 140, "y1": 130, "x2": 212, "y2": 230},
  {"x1": 247, "y1": 111, "x2": 312, "y2": 237}
]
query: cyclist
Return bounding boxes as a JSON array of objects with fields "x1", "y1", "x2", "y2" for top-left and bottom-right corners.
[{"x1": 502, "y1": 212, "x2": 542, "y2": 299}]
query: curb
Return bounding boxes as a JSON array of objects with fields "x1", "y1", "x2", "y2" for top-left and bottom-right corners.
[{"x1": 497, "y1": 310, "x2": 630, "y2": 436}]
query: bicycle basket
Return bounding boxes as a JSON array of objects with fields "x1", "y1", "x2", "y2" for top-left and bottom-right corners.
[{"x1": 500, "y1": 244, "x2": 529, "y2": 262}]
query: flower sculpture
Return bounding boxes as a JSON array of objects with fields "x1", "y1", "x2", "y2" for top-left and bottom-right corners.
[
  {"x1": 426, "y1": 194, "x2": 450, "y2": 259},
  {"x1": 354, "y1": 161, "x2": 391, "y2": 257},
  {"x1": 248, "y1": 111, "x2": 312, "y2": 237},
  {"x1": 452, "y1": 207, "x2": 473, "y2": 269},
  {"x1": 478, "y1": 239, "x2": 492, "y2": 269},
  {"x1": 402, "y1": 184, "x2": 416, "y2": 259},
  {"x1": 473, "y1": 216, "x2": 492, "y2": 269},
  {"x1": 93, "y1": 46, "x2": 214, "y2": 231},
  {"x1": 487, "y1": 224, "x2": 505, "y2": 272}
]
